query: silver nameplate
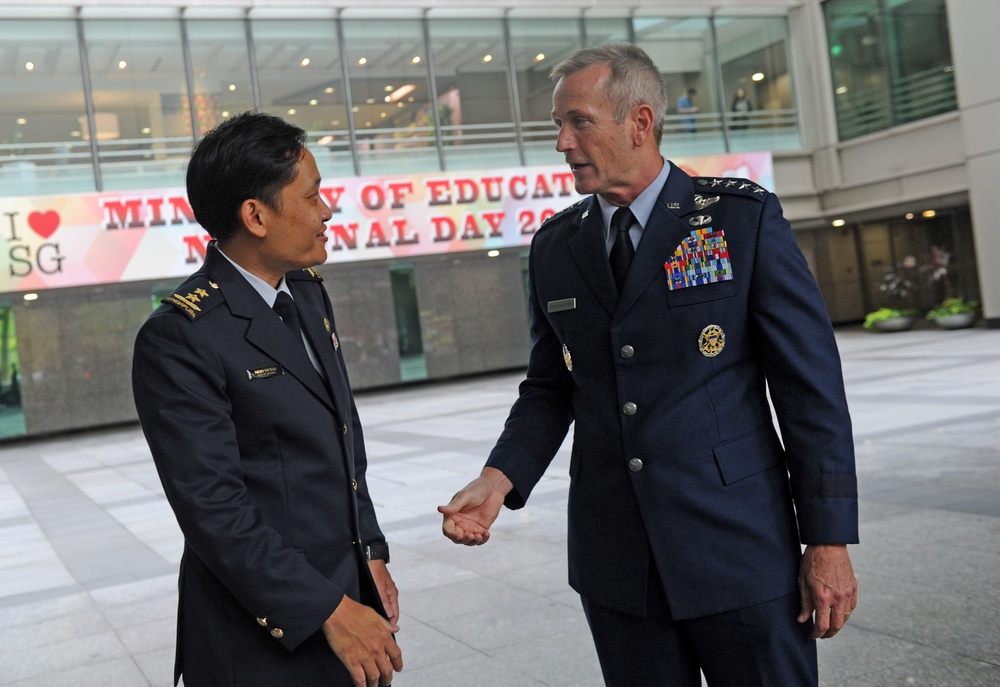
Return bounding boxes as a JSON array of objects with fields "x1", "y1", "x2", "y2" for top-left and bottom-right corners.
[{"x1": 547, "y1": 298, "x2": 577, "y2": 313}]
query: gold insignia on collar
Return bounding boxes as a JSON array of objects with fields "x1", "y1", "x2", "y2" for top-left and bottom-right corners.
[
  {"x1": 694, "y1": 194, "x2": 720, "y2": 210},
  {"x1": 562, "y1": 343, "x2": 573, "y2": 372},
  {"x1": 324, "y1": 317, "x2": 331, "y2": 332},
  {"x1": 698, "y1": 324, "x2": 725, "y2": 358},
  {"x1": 209, "y1": 281, "x2": 219, "y2": 289}
]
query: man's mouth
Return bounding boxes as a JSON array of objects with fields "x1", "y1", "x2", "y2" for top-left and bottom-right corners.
[{"x1": 569, "y1": 163, "x2": 589, "y2": 172}]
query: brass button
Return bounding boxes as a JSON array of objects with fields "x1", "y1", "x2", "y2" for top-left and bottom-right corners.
[
  {"x1": 256, "y1": 617, "x2": 267, "y2": 627},
  {"x1": 351, "y1": 479, "x2": 358, "y2": 490},
  {"x1": 270, "y1": 628, "x2": 284, "y2": 639},
  {"x1": 341, "y1": 424, "x2": 348, "y2": 434},
  {"x1": 623, "y1": 402, "x2": 637, "y2": 416},
  {"x1": 628, "y1": 458, "x2": 643, "y2": 472},
  {"x1": 620, "y1": 345, "x2": 634, "y2": 359}
]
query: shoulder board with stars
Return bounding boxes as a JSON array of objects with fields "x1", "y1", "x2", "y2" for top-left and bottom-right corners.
[
  {"x1": 693, "y1": 177, "x2": 768, "y2": 202},
  {"x1": 162, "y1": 277, "x2": 225, "y2": 321},
  {"x1": 538, "y1": 197, "x2": 589, "y2": 232},
  {"x1": 286, "y1": 267, "x2": 324, "y2": 282}
]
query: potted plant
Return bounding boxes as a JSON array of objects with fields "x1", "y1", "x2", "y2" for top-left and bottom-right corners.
[
  {"x1": 925, "y1": 297, "x2": 979, "y2": 329},
  {"x1": 863, "y1": 307, "x2": 918, "y2": 332},
  {"x1": 864, "y1": 270, "x2": 918, "y2": 332}
]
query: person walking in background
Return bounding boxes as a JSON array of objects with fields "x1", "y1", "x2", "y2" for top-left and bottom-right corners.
[
  {"x1": 677, "y1": 86, "x2": 700, "y2": 132},
  {"x1": 731, "y1": 87, "x2": 753, "y2": 130},
  {"x1": 132, "y1": 111, "x2": 402, "y2": 687},
  {"x1": 439, "y1": 42, "x2": 857, "y2": 686}
]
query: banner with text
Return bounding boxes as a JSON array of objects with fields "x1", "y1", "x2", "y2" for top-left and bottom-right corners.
[{"x1": 0, "y1": 152, "x2": 772, "y2": 292}]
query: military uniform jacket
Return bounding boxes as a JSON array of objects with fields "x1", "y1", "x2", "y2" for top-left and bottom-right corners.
[
  {"x1": 132, "y1": 244, "x2": 386, "y2": 686},
  {"x1": 486, "y1": 163, "x2": 859, "y2": 620}
]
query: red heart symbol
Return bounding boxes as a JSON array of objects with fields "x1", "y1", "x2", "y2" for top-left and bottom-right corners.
[{"x1": 28, "y1": 210, "x2": 61, "y2": 239}]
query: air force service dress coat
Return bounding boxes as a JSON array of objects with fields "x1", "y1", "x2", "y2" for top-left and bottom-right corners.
[
  {"x1": 486, "y1": 163, "x2": 859, "y2": 620},
  {"x1": 132, "y1": 244, "x2": 387, "y2": 686}
]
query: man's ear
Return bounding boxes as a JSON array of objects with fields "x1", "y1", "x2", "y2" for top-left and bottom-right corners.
[
  {"x1": 240, "y1": 199, "x2": 268, "y2": 239},
  {"x1": 631, "y1": 103, "x2": 656, "y2": 148}
]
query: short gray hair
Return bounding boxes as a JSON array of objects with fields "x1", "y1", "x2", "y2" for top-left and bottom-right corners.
[{"x1": 551, "y1": 42, "x2": 667, "y2": 144}]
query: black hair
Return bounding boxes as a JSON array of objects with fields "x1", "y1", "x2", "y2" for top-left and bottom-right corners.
[{"x1": 186, "y1": 111, "x2": 307, "y2": 243}]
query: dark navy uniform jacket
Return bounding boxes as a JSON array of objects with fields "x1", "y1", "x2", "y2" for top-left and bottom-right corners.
[
  {"x1": 486, "y1": 163, "x2": 858, "y2": 620},
  {"x1": 132, "y1": 244, "x2": 385, "y2": 686}
]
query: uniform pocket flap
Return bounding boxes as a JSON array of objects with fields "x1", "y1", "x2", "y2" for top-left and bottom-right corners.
[{"x1": 713, "y1": 426, "x2": 784, "y2": 485}]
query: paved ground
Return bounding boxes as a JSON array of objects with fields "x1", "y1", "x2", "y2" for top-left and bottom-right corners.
[{"x1": 1, "y1": 326, "x2": 998, "y2": 686}]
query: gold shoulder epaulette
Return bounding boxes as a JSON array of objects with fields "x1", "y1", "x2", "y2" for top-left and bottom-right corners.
[
  {"x1": 162, "y1": 277, "x2": 224, "y2": 321},
  {"x1": 286, "y1": 267, "x2": 324, "y2": 282},
  {"x1": 693, "y1": 177, "x2": 768, "y2": 202}
]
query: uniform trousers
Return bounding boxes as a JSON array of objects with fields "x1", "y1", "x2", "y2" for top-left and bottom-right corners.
[{"x1": 580, "y1": 560, "x2": 818, "y2": 687}]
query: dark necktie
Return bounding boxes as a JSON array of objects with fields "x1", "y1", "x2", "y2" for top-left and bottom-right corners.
[
  {"x1": 273, "y1": 291, "x2": 303, "y2": 342},
  {"x1": 609, "y1": 206, "x2": 636, "y2": 295}
]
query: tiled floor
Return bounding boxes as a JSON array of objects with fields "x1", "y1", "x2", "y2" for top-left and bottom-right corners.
[{"x1": 1, "y1": 326, "x2": 999, "y2": 686}]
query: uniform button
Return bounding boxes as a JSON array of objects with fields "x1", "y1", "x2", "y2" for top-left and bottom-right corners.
[
  {"x1": 623, "y1": 402, "x2": 637, "y2": 415},
  {"x1": 351, "y1": 479, "x2": 358, "y2": 490},
  {"x1": 620, "y1": 345, "x2": 634, "y2": 359},
  {"x1": 628, "y1": 458, "x2": 644, "y2": 472},
  {"x1": 256, "y1": 617, "x2": 267, "y2": 627},
  {"x1": 270, "y1": 628, "x2": 284, "y2": 639},
  {"x1": 341, "y1": 424, "x2": 348, "y2": 434}
]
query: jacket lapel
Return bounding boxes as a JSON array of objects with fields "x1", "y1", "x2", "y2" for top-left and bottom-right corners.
[
  {"x1": 294, "y1": 285, "x2": 353, "y2": 429},
  {"x1": 616, "y1": 165, "x2": 700, "y2": 318},
  {"x1": 567, "y1": 197, "x2": 619, "y2": 318},
  {"x1": 204, "y1": 247, "x2": 335, "y2": 412}
]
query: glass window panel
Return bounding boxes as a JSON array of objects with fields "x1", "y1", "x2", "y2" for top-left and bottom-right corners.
[
  {"x1": 251, "y1": 19, "x2": 354, "y2": 179},
  {"x1": 0, "y1": 20, "x2": 94, "y2": 198},
  {"x1": 825, "y1": 0, "x2": 892, "y2": 139},
  {"x1": 342, "y1": 19, "x2": 438, "y2": 176},
  {"x1": 508, "y1": 18, "x2": 582, "y2": 166},
  {"x1": 82, "y1": 19, "x2": 192, "y2": 191},
  {"x1": 427, "y1": 18, "x2": 519, "y2": 171},
  {"x1": 583, "y1": 18, "x2": 631, "y2": 46},
  {"x1": 185, "y1": 20, "x2": 255, "y2": 137},
  {"x1": 634, "y1": 17, "x2": 725, "y2": 156},
  {"x1": 884, "y1": 0, "x2": 956, "y2": 125},
  {"x1": 0, "y1": 304, "x2": 25, "y2": 439},
  {"x1": 715, "y1": 16, "x2": 801, "y2": 152}
]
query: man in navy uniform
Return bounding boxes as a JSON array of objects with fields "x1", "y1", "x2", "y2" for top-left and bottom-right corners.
[
  {"x1": 440, "y1": 43, "x2": 858, "y2": 686},
  {"x1": 133, "y1": 111, "x2": 402, "y2": 687}
]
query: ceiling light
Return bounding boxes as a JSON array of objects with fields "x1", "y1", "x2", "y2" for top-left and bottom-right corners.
[
  {"x1": 309, "y1": 99, "x2": 318, "y2": 106},
  {"x1": 23, "y1": 293, "x2": 38, "y2": 302},
  {"x1": 16, "y1": 118, "x2": 26, "y2": 125},
  {"x1": 535, "y1": 53, "x2": 545, "y2": 62},
  {"x1": 411, "y1": 56, "x2": 421, "y2": 64},
  {"x1": 387, "y1": 84, "x2": 415, "y2": 103},
  {"x1": 228, "y1": 84, "x2": 236, "y2": 91},
  {"x1": 831, "y1": 219, "x2": 846, "y2": 227},
  {"x1": 922, "y1": 210, "x2": 936, "y2": 218},
  {"x1": 287, "y1": 108, "x2": 296, "y2": 115},
  {"x1": 752, "y1": 72, "x2": 765, "y2": 82},
  {"x1": 905, "y1": 213, "x2": 914, "y2": 220},
  {"x1": 118, "y1": 60, "x2": 127, "y2": 70},
  {"x1": 384, "y1": 85, "x2": 394, "y2": 92},
  {"x1": 487, "y1": 250, "x2": 500, "y2": 257},
  {"x1": 835, "y1": 86, "x2": 848, "y2": 95},
  {"x1": 358, "y1": 57, "x2": 367, "y2": 66},
  {"x1": 325, "y1": 87, "x2": 334, "y2": 94},
  {"x1": 483, "y1": 54, "x2": 493, "y2": 63},
  {"x1": 300, "y1": 58, "x2": 310, "y2": 67},
  {"x1": 25, "y1": 62, "x2": 34, "y2": 71}
]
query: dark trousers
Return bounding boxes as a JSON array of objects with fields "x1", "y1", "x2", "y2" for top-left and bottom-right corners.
[{"x1": 580, "y1": 562, "x2": 818, "y2": 687}]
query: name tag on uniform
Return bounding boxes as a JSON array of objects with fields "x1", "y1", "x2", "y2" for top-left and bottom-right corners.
[
  {"x1": 547, "y1": 298, "x2": 577, "y2": 313},
  {"x1": 247, "y1": 366, "x2": 284, "y2": 380}
]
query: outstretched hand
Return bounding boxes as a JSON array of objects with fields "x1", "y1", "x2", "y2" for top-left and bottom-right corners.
[{"x1": 438, "y1": 467, "x2": 512, "y2": 545}]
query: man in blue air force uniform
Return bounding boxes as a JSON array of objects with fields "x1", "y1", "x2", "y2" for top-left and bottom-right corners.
[
  {"x1": 132, "y1": 112, "x2": 402, "y2": 687},
  {"x1": 440, "y1": 43, "x2": 858, "y2": 686}
]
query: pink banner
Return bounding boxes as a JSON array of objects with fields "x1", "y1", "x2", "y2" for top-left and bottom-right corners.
[{"x1": 0, "y1": 152, "x2": 772, "y2": 292}]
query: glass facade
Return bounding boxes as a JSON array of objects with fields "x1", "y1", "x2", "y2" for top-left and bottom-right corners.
[
  {"x1": 825, "y1": 0, "x2": 957, "y2": 140},
  {"x1": 0, "y1": 11, "x2": 811, "y2": 199}
]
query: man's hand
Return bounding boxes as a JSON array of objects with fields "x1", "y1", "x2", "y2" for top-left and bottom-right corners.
[
  {"x1": 368, "y1": 559, "x2": 399, "y2": 624},
  {"x1": 322, "y1": 595, "x2": 402, "y2": 687},
  {"x1": 798, "y1": 544, "x2": 858, "y2": 639},
  {"x1": 438, "y1": 467, "x2": 512, "y2": 545}
]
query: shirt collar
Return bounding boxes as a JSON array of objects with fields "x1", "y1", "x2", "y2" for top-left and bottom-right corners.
[
  {"x1": 598, "y1": 157, "x2": 671, "y2": 242},
  {"x1": 216, "y1": 246, "x2": 290, "y2": 308}
]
